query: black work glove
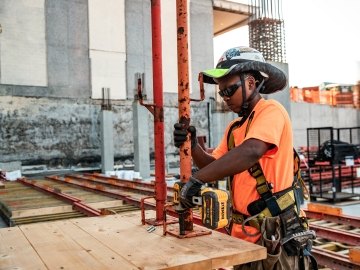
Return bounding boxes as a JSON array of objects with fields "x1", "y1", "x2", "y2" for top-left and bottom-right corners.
[
  {"x1": 173, "y1": 123, "x2": 197, "y2": 149},
  {"x1": 180, "y1": 176, "x2": 204, "y2": 209}
]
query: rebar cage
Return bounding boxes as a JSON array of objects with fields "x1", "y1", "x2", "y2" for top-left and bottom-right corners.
[{"x1": 248, "y1": 0, "x2": 286, "y2": 63}]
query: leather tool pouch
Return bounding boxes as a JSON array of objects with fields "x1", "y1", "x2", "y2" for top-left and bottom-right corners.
[{"x1": 279, "y1": 207, "x2": 307, "y2": 256}]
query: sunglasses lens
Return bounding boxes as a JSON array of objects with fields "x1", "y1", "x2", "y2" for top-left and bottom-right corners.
[{"x1": 219, "y1": 81, "x2": 241, "y2": 97}]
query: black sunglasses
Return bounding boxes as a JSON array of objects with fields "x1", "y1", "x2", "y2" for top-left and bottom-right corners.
[{"x1": 218, "y1": 80, "x2": 242, "y2": 98}]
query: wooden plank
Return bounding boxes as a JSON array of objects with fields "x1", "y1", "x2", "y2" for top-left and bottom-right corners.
[
  {"x1": 10, "y1": 200, "x2": 124, "y2": 219},
  {"x1": 307, "y1": 203, "x2": 343, "y2": 216},
  {"x1": 19, "y1": 220, "x2": 135, "y2": 270},
  {"x1": 118, "y1": 211, "x2": 267, "y2": 269},
  {"x1": 87, "y1": 199, "x2": 125, "y2": 209},
  {"x1": 0, "y1": 181, "x2": 4, "y2": 189},
  {"x1": 0, "y1": 226, "x2": 47, "y2": 269},
  {"x1": 11, "y1": 205, "x2": 74, "y2": 218},
  {"x1": 50, "y1": 219, "x2": 140, "y2": 269},
  {"x1": 0, "y1": 210, "x2": 266, "y2": 270},
  {"x1": 72, "y1": 214, "x2": 212, "y2": 270}
]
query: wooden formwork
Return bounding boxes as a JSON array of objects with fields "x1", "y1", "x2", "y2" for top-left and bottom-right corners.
[
  {"x1": 0, "y1": 211, "x2": 266, "y2": 270},
  {"x1": 0, "y1": 179, "x2": 138, "y2": 226},
  {"x1": 305, "y1": 203, "x2": 360, "y2": 270}
]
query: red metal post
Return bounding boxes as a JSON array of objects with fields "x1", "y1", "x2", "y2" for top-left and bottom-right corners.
[
  {"x1": 151, "y1": 0, "x2": 166, "y2": 221},
  {"x1": 177, "y1": 1, "x2": 192, "y2": 182},
  {"x1": 176, "y1": 0, "x2": 193, "y2": 232}
]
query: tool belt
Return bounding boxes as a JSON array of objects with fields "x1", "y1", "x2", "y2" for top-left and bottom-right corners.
[
  {"x1": 231, "y1": 186, "x2": 296, "y2": 235},
  {"x1": 232, "y1": 210, "x2": 261, "y2": 230},
  {"x1": 247, "y1": 186, "x2": 295, "y2": 217}
]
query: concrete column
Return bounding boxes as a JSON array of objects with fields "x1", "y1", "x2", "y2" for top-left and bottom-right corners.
[
  {"x1": 100, "y1": 87, "x2": 114, "y2": 173},
  {"x1": 210, "y1": 110, "x2": 237, "y2": 147},
  {"x1": 100, "y1": 110, "x2": 114, "y2": 173},
  {"x1": 265, "y1": 62, "x2": 291, "y2": 116},
  {"x1": 133, "y1": 101, "x2": 150, "y2": 179}
]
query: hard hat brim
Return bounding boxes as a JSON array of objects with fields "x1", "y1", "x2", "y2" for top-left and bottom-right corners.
[{"x1": 201, "y1": 61, "x2": 287, "y2": 94}]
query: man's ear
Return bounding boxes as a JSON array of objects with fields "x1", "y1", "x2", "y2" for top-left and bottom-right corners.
[{"x1": 247, "y1": 76, "x2": 256, "y2": 90}]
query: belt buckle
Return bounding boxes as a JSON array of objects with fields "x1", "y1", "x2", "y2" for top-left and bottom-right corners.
[
  {"x1": 265, "y1": 196, "x2": 281, "y2": 216},
  {"x1": 232, "y1": 212, "x2": 244, "y2": 224}
]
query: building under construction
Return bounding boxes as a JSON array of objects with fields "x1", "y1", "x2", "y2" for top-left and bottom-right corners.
[{"x1": 0, "y1": 0, "x2": 360, "y2": 269}]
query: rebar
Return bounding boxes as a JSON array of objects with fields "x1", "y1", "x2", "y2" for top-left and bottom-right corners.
[{"x1": 248, "y1": 0, "x2": 286, "y2": 63}]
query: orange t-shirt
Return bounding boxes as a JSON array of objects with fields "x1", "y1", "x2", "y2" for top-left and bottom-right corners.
[{"x1": 211, "y1": 99, "x2": 294, "y2": 240}]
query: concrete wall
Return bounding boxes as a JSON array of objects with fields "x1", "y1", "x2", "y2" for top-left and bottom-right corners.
[
  {"x1": 125, "y1": 0, "x2": 152, "y2": 99},
  {"x1": 0, "y1": 96, "x2": 138, "y2": 165},
  {"x1": 46, "y1": 0, "x2": 91, "y2": 98},
  {"x1": 291, "y1": 102, "x2": 360, "y2": 147},
  {"x1": 0, "y1": 0, "x2": 358, "y2": 170},
  {"x1": 0, "y1": 0, "x2": 90, "y2": 98},
  {"x1": 125, "y1": 0, "x2": 214, "y2": 101},
  {"x1": 89, "y1": 0, "x2": 126, "y2": 100},
  {"x1": 0, "y1": 0, "x2": 47, "y2": 86},
  {"x1": 0, "y1": 0, "x2": 214, "y2": 169},
  {"x1": 125, "y1": 0, "x2": 214, "y2": 156},
  {"x1": 0, "y1": 96, "x2": 99, "y2": 164}
]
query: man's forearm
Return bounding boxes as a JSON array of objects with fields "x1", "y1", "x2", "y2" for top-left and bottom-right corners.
[
  {"x1": 191, "y1": 144, "x2": 216, "y2": 169},
  {"x1": 193, "y1": 138, "x2": 270, "y2": 183}
]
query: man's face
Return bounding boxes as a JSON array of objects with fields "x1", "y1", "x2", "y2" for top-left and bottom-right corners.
[{"x1": 217, "y1": 74, "x2": 245, "y2": 114}]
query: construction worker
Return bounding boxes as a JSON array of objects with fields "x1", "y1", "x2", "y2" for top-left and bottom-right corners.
[{"x1": 173, "y1": 47, "x2": 317, "y2": 270}]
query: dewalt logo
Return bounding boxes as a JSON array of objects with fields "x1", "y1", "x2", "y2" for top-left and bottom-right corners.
[{"x1": 220, "y1": 202, "x2": 225, "y2": 219}]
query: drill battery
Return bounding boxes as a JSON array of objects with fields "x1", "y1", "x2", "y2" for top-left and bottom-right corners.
[{"x1": 198, "y1": 188, "x2": 231, "y2": 230}]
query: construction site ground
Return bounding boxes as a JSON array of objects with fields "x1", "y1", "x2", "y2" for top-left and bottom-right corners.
[{"x1": 0, "y1": 172, "x2": 360, "y2": 269}]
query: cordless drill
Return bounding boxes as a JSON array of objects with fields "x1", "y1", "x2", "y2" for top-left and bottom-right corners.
[{"x1": 173, "y1": 181, "x2": 231, "y2": 230}]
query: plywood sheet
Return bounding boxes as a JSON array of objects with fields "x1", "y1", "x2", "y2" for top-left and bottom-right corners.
[
  {"x1": 20, "y1": 220, "x2": 137, "y2": 270},
  {"x1": 0, "y1": 210, "x2": 266, "y2": 269},
  {"x1": 0, "y1": 226, "x2": 47, "y2": 269}
]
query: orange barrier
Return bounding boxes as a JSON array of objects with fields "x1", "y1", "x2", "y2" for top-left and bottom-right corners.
[
  {"x1": 307, "y1": 203, "x2": 343, "y2": 216},
  {"x1": 290, "y1": 85, "x2": 360, "y2": 108},
  {"x1": 349, "y1": 247, "x2": 360, "y2": 264},
  {"x1": 335, "y1": 92, "x2": 354, "y2": 106}
]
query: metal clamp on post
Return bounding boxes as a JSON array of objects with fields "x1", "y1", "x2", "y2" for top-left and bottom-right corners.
[{"x1": 136, "y1": 73, "x2": 155, "y2": 115}]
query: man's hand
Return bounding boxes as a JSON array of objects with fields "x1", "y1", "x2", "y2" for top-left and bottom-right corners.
[
  {"x1": 173, "y1": 123, "x2": 197, "y2": 149},
  {"x1": 180, "y1": 176, "x2": 204, "y2": 208}
]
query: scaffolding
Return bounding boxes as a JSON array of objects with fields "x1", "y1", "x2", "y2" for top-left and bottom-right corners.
[{"x1": 248, "y1": 0, "x2": 286, "y2": 63}]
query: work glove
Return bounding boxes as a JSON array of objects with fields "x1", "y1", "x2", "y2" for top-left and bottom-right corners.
[
  {"x1": 173, "y1": 123, "x2": 197, "y2": 149},
  {"x1": 180, "y1": 176, "x2": 204, "y2": 209}
]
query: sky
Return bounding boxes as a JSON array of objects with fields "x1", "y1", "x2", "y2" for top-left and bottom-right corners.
[{"x1": 214, "y1": 0, "x2": 360, "y2": 87}]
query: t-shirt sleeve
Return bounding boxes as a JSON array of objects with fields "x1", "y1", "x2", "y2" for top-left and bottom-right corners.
[
  {"x1": 211, "y1": 119, "x2": 239, "y2": 159},
  {"x1": 244, "y1": 103, "x2": 286, "y2": 157}
]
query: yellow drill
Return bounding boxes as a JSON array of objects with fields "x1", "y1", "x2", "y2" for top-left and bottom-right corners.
[{"x1": 173, "y1": 181, "x2": 231, "y2": 230}]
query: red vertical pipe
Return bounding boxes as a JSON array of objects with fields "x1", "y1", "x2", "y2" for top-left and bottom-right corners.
[
  {"x1": 151, "y1": 0, "x2": 166, "y2": 221},
  {"x1": 176, "y1": 0, "x2": 192, "y2": 182},
  {"x1": 177, "y1": 0, "x2": 193, "y2": 232}
]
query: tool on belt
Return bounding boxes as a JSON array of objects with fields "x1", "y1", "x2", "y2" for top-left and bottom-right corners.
[{"x1": 174, "y1": 182, "x2": 231, "y2": 230}]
